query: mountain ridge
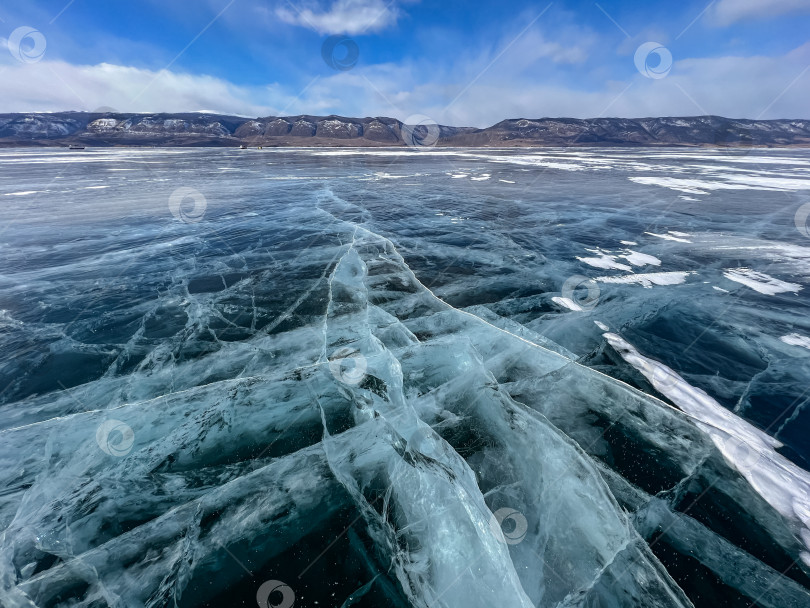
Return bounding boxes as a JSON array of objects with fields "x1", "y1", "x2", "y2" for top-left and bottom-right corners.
[{"x1": 1, "y1": 112, "x2": 809, "y2": 148}]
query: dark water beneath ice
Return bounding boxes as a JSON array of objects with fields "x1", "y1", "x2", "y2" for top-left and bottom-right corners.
[{"x1": 1, "y1": 147, "x2": 810, "y2": 607}]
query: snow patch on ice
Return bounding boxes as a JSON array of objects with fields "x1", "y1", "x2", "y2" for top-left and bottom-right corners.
[
  {"x1": 723, "y1": 268, "x2": 802, "y2": 295},
  {"x1": 719, "y1": 174, "x2": 810, "y2": 191},
  {"x1": 596, "y1": 271, "x2": 693, "y2": 288},
  {"x1": 645, "y1": 231, "x2": 692, "y2": 243},
  {"x1": 577, "y1": 253, "x2": 632, "y2": 271},
  {"x1": 687, "y1": 234, "x2": 810, "y2": 278},
  {"x1": 629, "y1": 177, "x2": 715, "y2": 194},
  {"x1": 373, "y1": 172, "x2": 414, "y2": 180},
  {"x1": 552, "y1": 296, "x2": 584, "y2": 312},
  {"x1": 780, "y1": 333, "x2": 810, "y2": 350},
  {"x1": 622, "y1": 251, "x2": 662, "y2": 267},
  {"x1": 630, "y1": 175, "x2": 810, "y2": 194},
  {"x1": 485, "y1": 155, "x2": 586, "y2": 171}
]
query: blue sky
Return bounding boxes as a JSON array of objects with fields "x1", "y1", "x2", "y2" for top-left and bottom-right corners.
[{"x1": 1, "y1": 0, "x2": 809, "y2": 125}]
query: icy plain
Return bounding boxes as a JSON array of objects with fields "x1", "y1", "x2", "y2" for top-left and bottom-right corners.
[{"x1": 1, "y1": 147, "x2": 810, "y2": 607}]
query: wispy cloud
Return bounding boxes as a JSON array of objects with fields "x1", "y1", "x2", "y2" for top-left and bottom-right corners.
[
  {"x1": 710, "y1": 0, "x2": 810, "y2": 26},
  {"x1": 276, "y1": 0, "x2": 401, "y2": 35}
]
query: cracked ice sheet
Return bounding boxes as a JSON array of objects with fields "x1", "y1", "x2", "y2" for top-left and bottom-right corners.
[
  {"x1": 336, "y1": 227, "x2": 692, "y2": 607},
  {"x1": 5, "y1": 149, "x2": 810, "y2": 607},
  {"x1": 0, "y1": 222, "x2": 696, "y2": 608},
  {"x1": 315, "y1": 230, "x2": 535, "y2": 606}
]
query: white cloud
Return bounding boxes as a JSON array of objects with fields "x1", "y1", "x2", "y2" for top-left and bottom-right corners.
[
  {"x1": 269, "y1": 33, "x2": 810, "y2": 125},
  {"x1": 275, "y1": 43, "x2": 810, "y2": 126},
  {"x1": 1, "y1": 42, "x2": 808, "y2": 128},
  {"x1": 711, "y1": 0, "x2": 810, "y2": 26},
  {"x1": 0, "y1": 60, "x2": 276, "y2": 116},
  {"x1": 494, "y1": 28, "x2": 593, "y2": 67},
  {"x1": 275, "y1": 0, "x2": 400, "y2": 35}
]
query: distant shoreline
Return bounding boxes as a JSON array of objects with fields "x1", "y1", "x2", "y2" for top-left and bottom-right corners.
[
  {"x1": 3, "y1": 143, "x2": 810, "y2": 150},
  {"x1": 1, "y1": 112, "x2": 809, "y2": 148}
]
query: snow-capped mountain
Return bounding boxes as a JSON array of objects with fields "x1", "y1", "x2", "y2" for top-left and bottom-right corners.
[{"x1": 0, "y1": 112, "x2": 808, "y2": 147}]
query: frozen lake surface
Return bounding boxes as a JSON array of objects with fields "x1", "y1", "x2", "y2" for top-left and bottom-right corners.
[{"x1": 1, "y1": 147, "x2": 810, "y2": 607}]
